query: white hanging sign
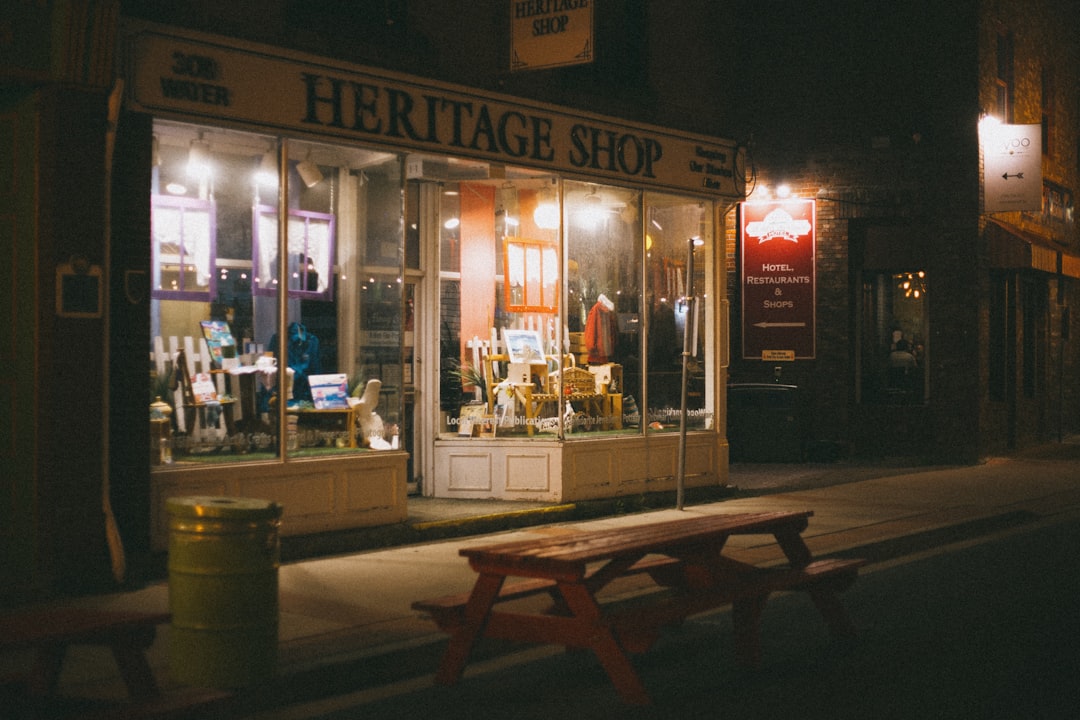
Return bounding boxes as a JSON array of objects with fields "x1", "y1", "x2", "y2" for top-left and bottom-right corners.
[{"x1": 982, "y1": 123, "x2": 1042, "y2": 213}]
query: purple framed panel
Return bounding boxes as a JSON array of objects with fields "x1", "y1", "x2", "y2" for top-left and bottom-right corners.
[
  {"x1": 252, "y1": 204, "x2": 336, "y2": 301},
  {"x1": 151, "y1": 194, "x2": 216, "y2": 301}
]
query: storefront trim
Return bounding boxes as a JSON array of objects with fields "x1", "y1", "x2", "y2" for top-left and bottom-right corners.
[
  {"x1": 150, "y1": 452, "x2": 408, "y2": 550},
  {"x1": 122, "y1": 21, "x2": 743, "y2": 200},
  {"x1": 433, "y1": 433, "x2": 722, "y2": 502}
]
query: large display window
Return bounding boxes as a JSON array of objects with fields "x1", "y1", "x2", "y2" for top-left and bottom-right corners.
[
  {"x1": 149, "y1": 120, "x2": 404, "y2": 465},
  {"x1": 434, "y1": 169, "x2": 716, "y2": 440}
]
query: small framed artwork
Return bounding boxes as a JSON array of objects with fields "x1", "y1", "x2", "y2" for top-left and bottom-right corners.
[
  {"x1": 478, "y1": 414, "x2": 497, "y2": 439},
  {"x1": 503, "y1": 329, "x2": 546, "y2": 364},
  {"x1": 457, "y1": 404, "x2": 487, "y2": 437}
]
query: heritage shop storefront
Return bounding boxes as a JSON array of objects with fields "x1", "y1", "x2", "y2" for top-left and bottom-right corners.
[{"x1": 123, "y1": 22, "x2": 743, "y2": 548}]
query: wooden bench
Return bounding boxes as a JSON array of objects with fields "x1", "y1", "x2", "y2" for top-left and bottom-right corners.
[
  {"x1": 0, "y1": 608, "x2": 170, "y2": 700},
  {"x1": 412, "y1": 511, "x2": 866, "y2": 705},
  {"x1": 413, "y1": 555, "x2": 684, "y2": 631},
  {"x1": 0, "y1": 607, "x2": 237, "y2": 718}
]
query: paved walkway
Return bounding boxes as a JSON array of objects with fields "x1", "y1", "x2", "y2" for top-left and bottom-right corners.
[{"x1": 7, "y1": 439, "x2": 1080, "y2": 716}]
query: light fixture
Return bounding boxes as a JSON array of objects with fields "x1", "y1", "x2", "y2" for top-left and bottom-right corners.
[
  {"x1": 533, "y1": 186, "x2": 559, "y2": 230},
  {"x1": 255, "y1": 151, "x2": 277, "y2": 187},
  {"x1": 187, "y1": 137, "x2": 211, "y2": 180},
  {"x1": 296, "y1": 150, "x2": 323, "y2": 188},
  {"x1": 574, "y1": 188, "x2": 606, "y2": 229},
  {"x1": 776, "y1": 184, "x2": 791, "y2": 198},
  {"x1": 444, "y1": 217, "x2": 460, "y2": 230}
]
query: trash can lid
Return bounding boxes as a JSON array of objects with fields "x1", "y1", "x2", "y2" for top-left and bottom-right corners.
[{"x1": 166, "y1": 496, "x2": 282, "y2": 520}]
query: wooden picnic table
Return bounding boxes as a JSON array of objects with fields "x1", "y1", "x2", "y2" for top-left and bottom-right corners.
[{"x1": 413, "y1": 510, "x2": 865, "y2": 705}]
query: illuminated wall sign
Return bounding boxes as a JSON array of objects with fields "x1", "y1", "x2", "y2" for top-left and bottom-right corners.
[
  {"x1": 740, "y1": 199, "x2": 816, "y2": 360},
  {"x1": 510, "y1": 0, "x2": 594, "y2": 72},
  {"x1": 982, "y1": 123, "x2": 1042, "y2": 213},
  {"x1": 124, "y1": 24, "x2": 741, "y2": 200}
]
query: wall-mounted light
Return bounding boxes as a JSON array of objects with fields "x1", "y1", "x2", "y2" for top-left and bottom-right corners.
[
  {"x1": 255, "y1": 151, "x2": 278, "y2": 187},
  {"x1": 187, "y1": 137, "x2": 211, "y2": 180},
  {"x1": 533, "y1": 186, "x2": 559, "y2": 229},
  {"x1": 296, "y1": 150, "x2": 323, "y2": 188}
]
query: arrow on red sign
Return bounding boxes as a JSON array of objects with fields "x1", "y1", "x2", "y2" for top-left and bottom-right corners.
[
  {"x1": 753, "y1": 321, "x2": 807, "y2": 328},
  {"x1": 1001, "y1": 172, "x2": 1025, "y2": 180}
]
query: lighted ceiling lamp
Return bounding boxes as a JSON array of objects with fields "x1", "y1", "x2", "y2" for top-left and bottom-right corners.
[
  {"x1": 187, "y1": 137, "x2": 211, "y2": 180},
  {"x1": 296, "y1": 151, "x2": 323, "y2": 188},
  {"x1": 533, "y1": 186, "x2": 559, "y2": 230},
  {"x1": 255, "y1": 151, "x2": 278, "y2": 187},
  {"x1": 575, "y1": 189, "x2": 607, "y2": 229}
]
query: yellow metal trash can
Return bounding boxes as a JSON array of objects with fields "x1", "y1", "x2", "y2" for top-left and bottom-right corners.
[{"x1": 167, "y1": 496, "x2": 283, "y2": 688}]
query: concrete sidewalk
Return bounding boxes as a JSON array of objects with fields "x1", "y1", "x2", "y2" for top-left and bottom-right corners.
[{"x1": 12, "y1": 440, "x2": 1080, "y2": 716}]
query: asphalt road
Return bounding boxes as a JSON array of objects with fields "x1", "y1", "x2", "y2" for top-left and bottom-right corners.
[{"x1": 248, "y1": 515, "x2": 1080, "y2": 720}]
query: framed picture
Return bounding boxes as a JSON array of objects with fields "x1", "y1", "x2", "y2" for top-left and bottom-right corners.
[
  {"x1": 503, "y1": 329, "x2": 546, "y2": 364},
  {"x1": 200, "y1": 320, "x2": 237, "y2": 369},
  {"x1": 308, "y1": 373, "x2": 350, "y2": 409},
  {"x1": 457, "y1": 403, "x2": 487, "y2": 437},
  {"x1": 478, "y1": 414, "x2": 497, "y2": 439}
]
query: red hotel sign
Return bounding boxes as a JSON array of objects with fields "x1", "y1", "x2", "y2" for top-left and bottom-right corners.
[{"x1": 740, "y1": 199, "x2": 816, "y2": 360}]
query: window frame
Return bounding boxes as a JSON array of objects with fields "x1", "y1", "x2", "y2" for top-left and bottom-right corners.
[
  {"x1": 251, "y1": 204, "x2": 337, "y2": 301},
  {"x1": 150, "y1": 194, "x2": 217, "y2": 301}
]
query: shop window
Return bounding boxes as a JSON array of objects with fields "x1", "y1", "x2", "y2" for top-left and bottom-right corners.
[
  {"x1": 151, "y1": 195, "x2": 215, "y2": 301},
  {"x1": 642, "y1": 193, "x2": 712, "y2": 432},
  {"x1": 149, "y1": 119, "x2": 403, "y2": 465},
  {"x1": 252, "y1": 206, "x2": 335, "y2": 301},
  {"x1": 858, "y1": 270, "x2": 928, "y2": 404},
  {"x1": 565, "y1": 181, "x2": 644, "y2": 435},
  {"x1": 1022, "y1": 276, "x2": 1047, "y2": 399},
  {"x1": 434, "y1": 171, "x2": 716, "y2": 439}
]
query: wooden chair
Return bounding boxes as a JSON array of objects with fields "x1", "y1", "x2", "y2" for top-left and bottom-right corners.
[
  {"x1": 173, "y1": 347, "x2": 237, "y2": 444},
  {"x1": 483, "y1": 353, "x2": 559, "y2": 436}
]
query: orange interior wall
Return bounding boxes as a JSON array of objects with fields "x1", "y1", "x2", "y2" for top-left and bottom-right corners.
[{"x1": 459, "y1": 183, "x2": 496, "y2": 360}]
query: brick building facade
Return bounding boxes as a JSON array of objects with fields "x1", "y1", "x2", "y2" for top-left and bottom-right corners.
[{"x1": 724, "y1": 0, "x2": 1080, "y2": 462}]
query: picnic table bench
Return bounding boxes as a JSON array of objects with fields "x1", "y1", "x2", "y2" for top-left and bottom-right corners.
[
  {"x1": 413, "y1": 510, "x2": 865, "y2": 705},
  {"x1": 0, "y1": 606, "x2": 232, "y2": 718}
]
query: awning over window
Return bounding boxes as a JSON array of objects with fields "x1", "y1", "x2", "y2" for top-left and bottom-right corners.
[{"x1": 985, "y1": 218, "x2": 1080, "y2": 278}]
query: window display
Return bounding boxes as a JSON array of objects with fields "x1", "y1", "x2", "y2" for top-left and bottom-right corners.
[
  {"x1": 434, "y1": 173, "x2": 715, "y2": 439},
  {"x1": 149, "y1": 120, "x2": 721, "y2": 470},
  {"x1": 149, "y1": 120, "x2": 403, "y2": 464}
]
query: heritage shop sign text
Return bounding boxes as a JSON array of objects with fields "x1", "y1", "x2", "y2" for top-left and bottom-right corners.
[{"x1": 127, "y1": 26, "x2": 741, "y2": 200}]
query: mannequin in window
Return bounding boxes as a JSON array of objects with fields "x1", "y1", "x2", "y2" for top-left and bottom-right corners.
[
  {"x1": 269, "y1": 321, "x2": 321, "y2": 404},
  {"x1": 585, "y1": 292, "x2": 617, "y2": 364}
]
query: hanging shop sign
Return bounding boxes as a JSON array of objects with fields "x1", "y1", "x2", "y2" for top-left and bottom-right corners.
[
  {"x1": 510, "y1": 0, "x2": 594, "y2": 72},
  {"x1": 124, "y1": 23, "x2": 742, "y2": 200},
  {"x1": 981, "y1": 123, "x2": 1042, "y2": 214},
  {"x1": 740, "y1": 199, "x2": 816, "y2": 360}
]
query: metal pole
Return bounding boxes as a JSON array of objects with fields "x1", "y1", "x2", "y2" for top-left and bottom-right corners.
[{"x1": 676, "y1": 238, "x2": 696, "y2": 510}]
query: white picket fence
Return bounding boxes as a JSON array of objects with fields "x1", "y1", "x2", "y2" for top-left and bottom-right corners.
[{"x1": 150, "y1": 335, "x2": 232, "y2": 441}]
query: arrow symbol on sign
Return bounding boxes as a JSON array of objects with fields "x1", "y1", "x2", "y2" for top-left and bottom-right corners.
[
  {"x1": 1001, "y1": 172, "x2": 1025, "y2": 180},
  {"x1": 753, "y1": 322, "x2": 807, "y2": 328}
]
